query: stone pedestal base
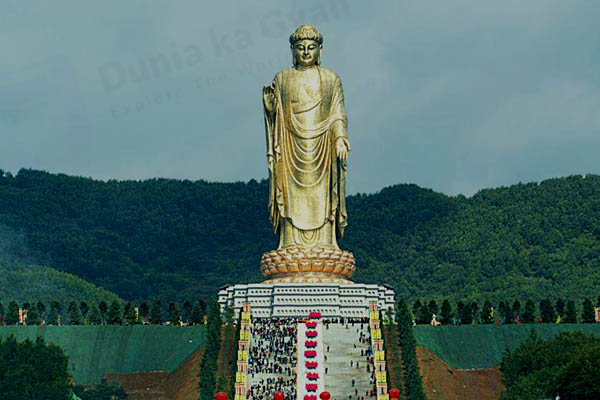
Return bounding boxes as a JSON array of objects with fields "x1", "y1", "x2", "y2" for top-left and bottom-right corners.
[
  {"x1": 260, "y1": 246, "x2": 356, "y2": 282},
  {"x1": 217, "y1": 282, "x2": 395, "y2": 319}
]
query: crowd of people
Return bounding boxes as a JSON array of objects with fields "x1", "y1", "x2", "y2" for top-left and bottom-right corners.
[
  {"x1": 248, "y1": 317, "x2": 298, "y2": 400},
  {"x1": 246, "y1": 315, "x2": 381, "y2": 400},
  {"x1": 248, "y1": 376, "x2": 296, "y2": 400}
]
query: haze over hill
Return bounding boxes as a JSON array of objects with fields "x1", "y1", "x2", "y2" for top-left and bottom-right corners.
[
  {"x1": 0, "y1": 223, "x2": 122, "y2": 304},
  {"x1": 1, "y1": 168, "x2": 599, "y2": 303}
]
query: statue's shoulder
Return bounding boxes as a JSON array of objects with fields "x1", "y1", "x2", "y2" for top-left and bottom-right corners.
[
  {"x1": 273, "y1": 67, "x2": 294, "y2": 84},
  {"x1": 318, "y1": 66, "x2": 341, "y2": 82}
]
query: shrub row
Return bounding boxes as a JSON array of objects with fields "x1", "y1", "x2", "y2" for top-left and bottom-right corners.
[
  {"x1": 0, "y1": 298, "x2": 208, "y2": 326},
  {"x1": 411, "y1": 296, "x2": 600, "y2": 325},
  {"x1": 396, "y1": 299, "x2": 426, "y2": 400}
]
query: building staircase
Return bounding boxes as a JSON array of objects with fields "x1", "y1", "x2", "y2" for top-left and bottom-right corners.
[
  {"x1": 322, "y1": 320, "x2": 376, "y2": 400},
  {"x1": 238, "y1": 303, "x2": 391, "y2": 400},
  {"x1": 247, "y1": 317, "x2": 297, "y2": 400}
]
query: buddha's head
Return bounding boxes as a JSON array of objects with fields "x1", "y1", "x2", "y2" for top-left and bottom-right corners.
[{"x1": 289, "y1": 24, "x2": 323, "y2": 67}]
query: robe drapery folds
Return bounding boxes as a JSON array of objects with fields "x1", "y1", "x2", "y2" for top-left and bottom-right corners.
[{"x1": 264, "y1": 66, "x2": 348, "y2": 249}]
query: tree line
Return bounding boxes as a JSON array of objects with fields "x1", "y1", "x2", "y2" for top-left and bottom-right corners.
[
  {"x1": 0, "y1": 334, "x2": 127, "y2": 399},
  {"x1": 2, "y1": 169, "x2": 600, "y2": 304},
  {"x1": 198, "y1": 301, "x2": 229, "y2": 400},
  {"x1": 500, "y1": 330, "x2": 600, "y2": 399},
  {"x1": 410, "y1": 296, "x2": 600, "y2": 325},
  {"x1": 0, "y1": 298, "x2": 209, "y2": 326}
]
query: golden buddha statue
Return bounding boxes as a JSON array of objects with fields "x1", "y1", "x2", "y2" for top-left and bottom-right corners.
[{"x1": 260, "y1": 25, "x2": 355, "y2": 283}]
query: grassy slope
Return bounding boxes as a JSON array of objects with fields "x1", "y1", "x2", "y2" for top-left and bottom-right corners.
[
  {"x1": 0, "y1": 257, "x2": 122, "y2": 304},
  {"x1": 414, "y1": 323, "x2": 600, "y2": 369},
  {"x1": 0, "y1": 325, "x2": 206, "y2": 384},
  {"x1": 0, "y1": 223, "x2": 122, "y2": 304}
]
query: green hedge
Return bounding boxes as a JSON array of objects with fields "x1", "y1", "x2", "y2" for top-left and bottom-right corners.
[
  {"x1": 0, "y1": 325, "x2": 205, "y2": 384},
  {"x1": 414, "y1": 323, "x2": 600, "y2": 369}
]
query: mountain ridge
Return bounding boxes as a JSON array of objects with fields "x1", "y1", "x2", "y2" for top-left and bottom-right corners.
[{"x1": 1, "y1": 168, "x2": 598, "y2": 303}]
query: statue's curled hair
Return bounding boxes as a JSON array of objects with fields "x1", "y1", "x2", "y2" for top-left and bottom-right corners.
[{"x1": 289, "y1": 24, "x2": 323, "y2": 45}]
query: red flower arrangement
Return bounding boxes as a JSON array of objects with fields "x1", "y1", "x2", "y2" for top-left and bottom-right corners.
[
  {"x1": 305, "y1": 340, "x2": 317, "y2": 348},
  {"x1": 304, "y1": 350, "x2": 317, "y2": 358},
  {"x1": 306, "y1": 384, "x2": 318, "y2": 392},
  {"x1": 306, "y1": 372, "x2": 319, "y2": 380},
  {"x1": 304, "y1": 396, "x2": 317, "y2": 400},
  {"x1": 305, "y1": 361, "x2": 318, "y2": 369},
  {"x1": 305, "y1": 321, "x2": 318, "y2": 328},
  {"x1": 309, "y1": 311, "x2": 322, "y2": 319},
  {"x1": 305, "y1": 331, "x2": 318, "y2": 338}
]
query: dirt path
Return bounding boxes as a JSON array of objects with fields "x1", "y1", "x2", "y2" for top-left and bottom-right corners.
[
  {"x1": 106, "y1": 348, "x2": 204, "y2": 400},
  {"x1": 417, "y1": 347, "x2": 503, "y2": 400}
]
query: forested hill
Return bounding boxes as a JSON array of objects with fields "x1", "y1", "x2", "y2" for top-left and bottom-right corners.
[{"x1": 1, "y1": 168, "x2": 599, "y2": 303}]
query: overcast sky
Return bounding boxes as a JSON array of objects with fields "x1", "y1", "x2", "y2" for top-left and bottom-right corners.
[{"x1": 1, "y1": 0, "x2": 599, "y2": 196}]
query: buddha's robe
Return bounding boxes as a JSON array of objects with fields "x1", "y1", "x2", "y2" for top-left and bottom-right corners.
[{"x1": 264, "y1": 66, "x2": 348, "y2": 249}]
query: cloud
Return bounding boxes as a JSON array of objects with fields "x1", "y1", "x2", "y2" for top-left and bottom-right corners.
[{"x1": 1, "y1": 0, "x2": 599, "y2": 196}]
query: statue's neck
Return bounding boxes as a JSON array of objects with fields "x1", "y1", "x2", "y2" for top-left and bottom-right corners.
[{"x1": 294, "y1": 64, "x2": 318, "y2": 71}]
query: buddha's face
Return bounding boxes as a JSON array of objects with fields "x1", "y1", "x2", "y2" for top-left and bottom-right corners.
[{"x1": 292, "y1": 39, "x2": 321, "y2": 67}]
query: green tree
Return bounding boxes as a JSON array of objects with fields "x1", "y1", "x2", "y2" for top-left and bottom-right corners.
[
  {"x1": 457, "y1": 301, "x2": 472, "y2": 325},
  {"x1": 564, "y1": 299, "x2": 577, "y2": 323},
  {"x1": 498, "y1": 301, "x2": 508, "y2": 323},
  {"x1": 539, "y1": 298, "x2": 555, "y2": 323},
  {"x1": 480, "y1": 300, "x2": 493, "y2": 324},
  {"x1": 0, "y1": 301, "x2": 4, "y2": 324},
  {"x1": 440, "y1": 299, "x2": 452, "y2": 325},
  {"x1": 191, "y1": 300, "x2": 205, "y2": 324},
  {"x1": 555, "y1": 343, "x2": 600, "y2": 399},
  {"x1": 183, "y1": 299, "x2": 193, "y2": 323},
  {"x1": 26, "y1": 302, "x2": 40, "y2": 325},
  {"x1": 413, "y1": 299, "x2": 429, "y2": 325},
  {"x1": 216, "y1": 374, "x2": 228, "y2": 393},
  {"x1": 511, "y1": 299, "x2": 521, "y2": 320},
  {"x1": 224, "y1": 306, "x2": 234, "y2": 324},
  {"x1": 470, "y1": 301, "x2": 479, "y2": 324},
  {"x1": 36, "y1": 301, "x2": 46, "y2": 324},
  {"x1": 107, "y1": 301, "x2": 122, "y2": 325},
  {"x1": 98, "y1": 301, "x2": 108, "y2": 323},
  {"x1": 6, "y1": 300, "x2": 19, "y2": 325},
  {"x1": 395, "y1": 299, "x2": 426, "y2": 400},
  {"x1": 89, "y1": 303, "x2": 101, "y2": 325},
  {"x1": 555, "y1": 298, "x2": 565, "y2": 319},
  {"x1": 582, "y1": 298, "x2": 595, "y2": 323},
  {"x1": 150, "y1": 299, "x2": 163, "y2": 325},
  {"x1": 67, "y1": 301, "x2": 82, "y2": 325},
  {"x1": 80, "y1": 301, "x2": 89, "y2": 323},
  {"x1": 427, "y1": 300, "x2": 439, "y2": 319},
  {"x1": 168, "y1": 301, "x2": 181, "y2": 325},
  {"x1": 48, "y1": 300, "x2": 62, "y2": 325},
  {"x1": 123, "y1": 301, "x2": 137, "y2": 325},
  {"x1": 504, "y1": 301, "x2": 515, "y2": 324},
  {"x1": 0, "y1": 335, "x2": 71, "y2": 399},
  {"x1": 501, "y1": 332, "x2": 600, "y2": 400},
  {"x1": 416, "y1": 302, "x2": 430, "y2": 324},
  {"x1": 139, "y1": 301, "x2": 149, "y2": 323},
  {"x1": 4, "y1": 169, "x2": 600, "y2": 304},
  {"x1": 197, "y1": 299, "x2": 207, "y2": 315},
  {"x1": 521, "y1": 299, "x2": 536, "y2": 323},
  {"x1": 199, "y1": 301, "x2": 223, "y2": 400}
]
